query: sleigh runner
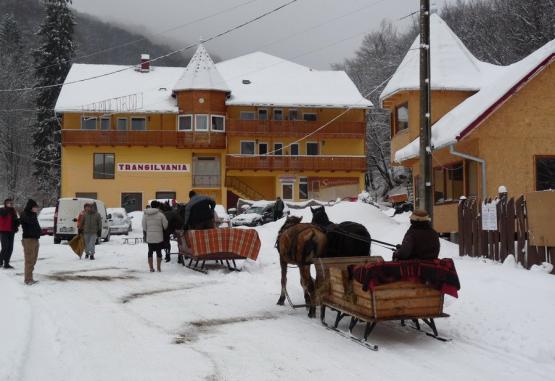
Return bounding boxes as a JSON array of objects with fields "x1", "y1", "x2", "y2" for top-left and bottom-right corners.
[
  {"x1": 177, "y1": 228, "x2": 261, "y2": 273},
  {"x1": 314, "y1": 256, "x2": 459, "y2": 350}
]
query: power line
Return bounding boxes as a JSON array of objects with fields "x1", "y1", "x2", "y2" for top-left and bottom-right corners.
[
  {"x1": 15, "y1": 0, "x2": 263, "y2": 78},
  {"x1": 0, "y1": 0, "x2": 299, "y2": 93}
]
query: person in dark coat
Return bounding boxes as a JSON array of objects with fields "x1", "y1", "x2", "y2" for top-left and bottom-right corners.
[
  {"x1": 183, "y1": 191, "x2": 216, "y2": 230},
  {"x1": 20, "y1": 199, "x2": 41, "y2": 285},
  {"x1": 0, "y1": 198, "x2": 20, "y2": 269},
  {"x1": 273, "y1": 196, "x2": 285, "y2": 221},
  {"x1": 393, "y1": 209, "x2": 440, "y2": 261},
  {"x1": 161, "y1": 202, "x2": 184, "y2": 262}
]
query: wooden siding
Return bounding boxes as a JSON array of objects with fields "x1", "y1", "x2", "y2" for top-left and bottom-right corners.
[{"x1": 226, "y1": 155, "x2": 366, "y2": 172}]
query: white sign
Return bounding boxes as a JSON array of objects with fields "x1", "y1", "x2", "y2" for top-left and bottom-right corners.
[
  {"x1": 117, "y1": 163, "x2": 190, "y2": 172},
  {"x1": 481, "y1": 202, "x2": 498, "y2": 231},
  {"x1": 279, "y1": 176, "x2": 296, "y2": 183}
]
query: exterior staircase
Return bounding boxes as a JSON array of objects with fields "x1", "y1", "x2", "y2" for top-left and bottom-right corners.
[{"x1": 225, "y1": 176, "x2": 265, "y2": 201}]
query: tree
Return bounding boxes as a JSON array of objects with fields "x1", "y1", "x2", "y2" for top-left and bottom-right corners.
[
  {"x1": 0, "y1": 13, "x2": 34, "y2": 203},
  {"x1": 33, "y1": 0, "x2": 75, "y2": 200}
]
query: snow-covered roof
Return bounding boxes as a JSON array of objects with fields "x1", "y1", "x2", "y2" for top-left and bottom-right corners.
[
  {"x1": 380, "y1": 14, "x2": 501, "y2": 103},
  {"x1": 173, "y1": 44, "x2": 229, "y2": 92},
  {"x1": 55, "y1": 50, "x2": 371, "y2": 113},
  {"x1": 394, "y1": 39, "x2": 555, "y2": 163},
  {"x1": 216, "y1": 52, "x2": 372, "y2": 108}
]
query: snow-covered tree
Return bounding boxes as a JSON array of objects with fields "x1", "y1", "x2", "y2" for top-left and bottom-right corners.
[
  {"x1": 32, "y1": 0, "x2": 75, "y2": 200},
  {"x1": 0, "y1": 13, "x2": 34, "y2": 203}
]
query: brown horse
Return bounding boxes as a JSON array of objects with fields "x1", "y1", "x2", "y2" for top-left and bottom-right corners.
[{"x1": 275, "y1": 216, "x2": 327, "y2": 318}]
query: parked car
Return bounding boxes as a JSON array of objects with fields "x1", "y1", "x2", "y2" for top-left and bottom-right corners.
[
  {"x1": 38, "y1": 207, "x2": 56, "y2": 236},
  {"x1": 230, "y1": 201, "x2": 289, "y2": 227},
  {"x1": 107, "y1": 208, "x2": 133, "y2": 235},
  {"x1": 54, "y1": 198, "x2": 111, "y2": 244}
]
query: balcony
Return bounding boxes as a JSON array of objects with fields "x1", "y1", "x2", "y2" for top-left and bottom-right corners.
[
  {"x1": 226, "y1": 155, "x2": 366, "y2": 172},
  {"x1": 61, "y1": 130, "x2": 226, "y2": 149},
  {"x1": 226, "y1": 120, "x2": 366, "y2": 138}
]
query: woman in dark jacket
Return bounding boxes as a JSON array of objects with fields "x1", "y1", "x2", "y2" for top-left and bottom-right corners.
[
  {"x1": 20, "y1": 199, "x2": 42, "y2": 285},
  {"x1": 393, "y1": 209, "x2": 440, "y2": 261}
]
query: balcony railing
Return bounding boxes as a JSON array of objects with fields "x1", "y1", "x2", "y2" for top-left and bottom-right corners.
[
  {"x1": 61, "y1": 130, "x2": 226, "y2": 149},
  {"x1": 226, "y1": 155, "x2": 366, "y2": 172},
  {"x1": 226, "y1": 120, "x2": 366, "y2": 138}
]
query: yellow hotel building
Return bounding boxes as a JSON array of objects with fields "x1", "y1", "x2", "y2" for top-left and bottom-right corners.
[{"x1": 55, "y1": 46, "x2": 371, "y2": 211}]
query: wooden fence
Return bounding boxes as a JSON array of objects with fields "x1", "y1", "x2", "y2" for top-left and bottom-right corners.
[{"x1": 458, "y1": 196, "x2": 555, "y2": 274}]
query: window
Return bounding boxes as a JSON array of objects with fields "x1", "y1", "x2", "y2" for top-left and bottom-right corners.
[
  {"x1": 306, "y1": 142, "x2": 319, "y2": 156},
  {"x1": 274, "y1": 143, "x2": 283, "y2": 156},
  {"x1": 211, "y1": 115, "x2": 225, "y2": 132},
  {"x1": 282, "y1": 183, "x2": 293, "y2": 200},
  {"x1": 395, "y1": 103, "x2": 409, "y2": 133},
  {"x1": 131, "y1": 117, "x2": 146, "y2": 131},
  {"x1": 258, "y1": 109, "x2": 268, "y2": 121},
  {"x1": 81, "y1": 116, "x2": 97, "y2": 130},
  {"x1": 240, "y1": 111, "x2": 256, "y2": 120},
  {"x1": 178, "y1": 115, "x2": 192, "y2": 131},
  {"x1": 156, "y1": 191, "x2": 176, "y2": 200},
  {"x1": 240, "y1": 141, "x2": 256, "y2": 155},
  {"x1": 289, "y1": 109, "x2": 299, "y2": 121},
  {"x1": 75, "y1": 192, "x2": 97, "y2": 199},
  {"x1": 117, "y1": 118, "x2": 128, "y2": 131},
  {"x1": 100, "y1": 117, "x2": 110, "y2": 130},
  {"x1": 193, "y1": 156, "x2": 220, "y2": 187},
  {"x1": 536, "y1": 156, "x2": 555, "y2": 191},
  {"x1": 93, "y1": 153, "x2": 115, "y2": 179},
  {"x1": 121, "y1": 193, "x2": 142, "y2": 213},
  {"x1": 195, "y1": 114, "x2": 209, "y2": 131},
  {"x1": 258, "y1": 143, "x2": 268, "y2": 155},
  {"x1": 290, "y1": 143, "x2": 299, "y2": 156},
  {"x1": 434, "y1": 162, "x2": 464, "y2": 203},
  {"x1": 299, "y1": 177, "x2": 308, "y2": 200},
  {"x1": 303, "y1": 113, "x2": 317, "y2": 122},
  {"x1": 273, "y1": 109, "x2": 283, "y2": 121}
]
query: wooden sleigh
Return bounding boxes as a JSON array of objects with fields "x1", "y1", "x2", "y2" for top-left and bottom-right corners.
[
  {"x1": 314, "y1": 256, "x2": 450, "y2": 350},
  {"x1": 177, "y1": 228, "x2": 261, "y2": 273}
]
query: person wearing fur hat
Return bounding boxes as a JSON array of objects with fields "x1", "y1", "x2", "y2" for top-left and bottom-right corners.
[
  {"x1": 393, "y1": 209, "x2": 440, "y2": 261},
  {"x1": 20, "y1": 199, "x2": 42, "y2": 285}
]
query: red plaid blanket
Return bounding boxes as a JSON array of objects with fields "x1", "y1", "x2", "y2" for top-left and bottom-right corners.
[
  {"x1": 349, "y1": 259, "x2": 460, "y2": 298},
  {"x1": 182, "y1": 228, "x2": 261, "y2": 261}
]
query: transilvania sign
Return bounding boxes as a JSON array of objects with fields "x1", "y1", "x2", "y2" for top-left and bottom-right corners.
[{"x1": 117, "y1": 163, "x2": 190, "y2": 172}]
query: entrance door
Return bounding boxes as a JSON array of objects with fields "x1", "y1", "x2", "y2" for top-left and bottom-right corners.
[
  {"x1": 193, "y1": 156, "x2": 220, "y2": 188},
  {"x1": 121, "y1": 193, "x2": 142, "y2": 213}
]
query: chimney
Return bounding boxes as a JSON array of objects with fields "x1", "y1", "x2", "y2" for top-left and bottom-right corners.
[{"x1": 140, "y1": 54, "x2": 150, "y2": 72}]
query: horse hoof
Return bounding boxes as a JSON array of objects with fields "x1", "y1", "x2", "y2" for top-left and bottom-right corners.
[{"x1": 276, "y1": 298, "x2": 285, "y2": 306}]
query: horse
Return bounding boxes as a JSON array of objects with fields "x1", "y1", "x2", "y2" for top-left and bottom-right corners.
[
  {"x1": 275, "y1": 215, "x2": 327, "y2": 318},
  {"x1": 310, "y1": 205, "x2": 371, "y2": 258}
]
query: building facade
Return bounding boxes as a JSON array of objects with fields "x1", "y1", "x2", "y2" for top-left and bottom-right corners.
[
  {"x1": 381, "y1": 14, "x2": 555, "y2": 233},
  {"x1": 55, "y1": 46, "x2": 371, "y2": 211}
]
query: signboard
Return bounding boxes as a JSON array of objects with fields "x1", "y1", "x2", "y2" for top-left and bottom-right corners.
[
  {"x1": 481, "y1": 202, "x2": 498, "y2": 231},
  {"x1": 526, "y1": 191, "x2": 555, "y2": 246},
  {"x1": 117, "y1": 163, "x2": 190, "y2": 172},
  {"x1": 81, "y1": 92, "x2": 143, "y2": 113},
  {"x1": 279, "y1": 176, "x2": 296, "y2": 183}
]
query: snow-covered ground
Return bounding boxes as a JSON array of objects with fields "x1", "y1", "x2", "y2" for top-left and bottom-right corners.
[{"x1": 2, "y1": 202, "x2": 555, "y2": 381}]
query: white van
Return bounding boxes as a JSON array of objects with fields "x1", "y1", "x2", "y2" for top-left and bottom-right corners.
[{"x1": 54, "y1": 198, "x2": 111, "y2": 244}]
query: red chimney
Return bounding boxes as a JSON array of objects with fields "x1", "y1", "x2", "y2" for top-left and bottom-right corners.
[{"x1": 140, "y1": 54, "x2": 150, "y2": 72}]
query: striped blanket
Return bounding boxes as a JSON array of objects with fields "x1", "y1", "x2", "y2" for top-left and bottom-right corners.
[{"x1": 181, "y1": 228, "x2": 261, "y2": 261}]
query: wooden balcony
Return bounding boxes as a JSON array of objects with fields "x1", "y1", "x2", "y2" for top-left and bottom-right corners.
[
  {"x1": 226, "y1": 120, "x2": 366, "y2": 138},
  {"x1": 61, "y1": 130, "x2": 226, "y2": 149},
  {"x1": 226, "y1": 155, "x2": 366, "y2": 172}
]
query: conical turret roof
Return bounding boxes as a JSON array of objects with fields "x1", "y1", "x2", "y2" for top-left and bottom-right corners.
[
  {"x1": 380, "y1": 14, "x2": 500, "y2": 103},
  {"x1": 173, "y1": 44, "x2": 230, "y2": 92}
]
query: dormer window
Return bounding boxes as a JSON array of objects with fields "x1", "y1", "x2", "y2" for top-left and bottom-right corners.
[{"x1": 395, "y1": 103, "x2": 409, "y2": 133}]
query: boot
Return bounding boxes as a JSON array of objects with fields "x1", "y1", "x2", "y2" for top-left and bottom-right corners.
[
  {"x1": 148, "y1": 257, "x2": 155, "y2": 272},
  {"x1": 177, "y1": 255, "x2": 184, "y2": 265},
  {"x1": 156, "y1": 257, "x2": 162, "y2": 272},
  {"x1": 89, "y1": 254, "x2": 95, "y2": 260},
  {"x1": 165, "y1": 251, "x2": 171, "y2": 263}
]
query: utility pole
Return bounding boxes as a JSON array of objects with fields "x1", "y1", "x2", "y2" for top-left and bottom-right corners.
[{"x1": 419, "y1": 0, "x2": 433, "y2": 217}]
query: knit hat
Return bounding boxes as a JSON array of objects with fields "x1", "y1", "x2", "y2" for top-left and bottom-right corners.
[
  {"x1": 410, "y1": 209, "x2": 431, "y2": 222},
  {"x1": 25, "y1": 199, "x2": 38, "y2": 210}
]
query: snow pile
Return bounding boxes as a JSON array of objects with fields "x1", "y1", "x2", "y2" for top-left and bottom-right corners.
[
  {"x1": 173, "y1": 44, "x2": 229, "y2": 92},
  {"x1": 2, "y1": 201, "x2": 555, "y2": 380}
]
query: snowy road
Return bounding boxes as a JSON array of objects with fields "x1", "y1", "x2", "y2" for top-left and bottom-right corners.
[{"x1": 2, "y1": 203, "x2": 555, "y2": 381}]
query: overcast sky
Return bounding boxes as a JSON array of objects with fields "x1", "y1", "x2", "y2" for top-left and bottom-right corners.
[{"x1": 71, "y1": 0, "x2": 456, "y2": 69}]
